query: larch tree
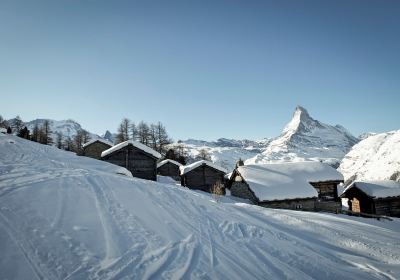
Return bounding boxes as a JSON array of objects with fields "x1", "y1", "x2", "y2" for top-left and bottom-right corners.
[{"x1": 116, "y1": 118, "x2": 130, "y2": 144}]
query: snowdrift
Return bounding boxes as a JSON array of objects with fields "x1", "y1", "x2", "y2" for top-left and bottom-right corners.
[{"x1": 1, "y1": 134, "x2": 399, "y2": 279}]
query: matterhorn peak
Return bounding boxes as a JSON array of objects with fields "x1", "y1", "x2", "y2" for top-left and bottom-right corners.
[{"x1": 282, "y1": 106, "x2": 314, "y2": 135}]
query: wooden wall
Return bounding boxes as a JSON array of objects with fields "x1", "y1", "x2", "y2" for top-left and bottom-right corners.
[
  {"x1": 230, "y1": 181, "x2": 258, "y2": 203},
  {"x1": 182, "y1": 165, "x2": 225, "y2": 192},
  {"x1": 310, "y1": 182, "x2": 339, "y2": 200},
  {"x1": 102, "y1": 145, "x2": 157, "y2": 181},
  {"x1": 83, "y1": 142, "x2": 112, "y2": 160},
  {"x1": 374, "y1": 197, "x2": 400, "y2": 217},
  {"x1": 258, "y1": 198, "x2": 316, "y2": 211},
  {"x1": 157, "y1": 162, "x2": 180, "y2": 181}
]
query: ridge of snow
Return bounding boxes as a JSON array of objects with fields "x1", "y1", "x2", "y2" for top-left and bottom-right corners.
[
  {"x1": 237, "y1": 162, "x2": 343, "y2": 201},
  {"x1": 180, "y1": 160, "x2": 227, "y2": 175},
  {"x1": 246, "y1": 106, "x2": 359, "y2": 167},
  {"x1": 343, "y1": 180, "x2": 400, "y2": 198},
  {"x1": 339, "y1": 130, "x2": 400, "y2": 182},
  {"x1": 157, "y1": 159, "x2": 183, "y2": 168},
  {"x1": 82, "y1": 138, "x2": 113, "y2": 148},
  {"x1": 101, "y1": 140, "x2": 161, "y2": 159}
]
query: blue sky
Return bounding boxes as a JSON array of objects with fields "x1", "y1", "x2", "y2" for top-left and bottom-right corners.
[{"x1": 1, "y1": 0, "x2": 399, "y2": 141}]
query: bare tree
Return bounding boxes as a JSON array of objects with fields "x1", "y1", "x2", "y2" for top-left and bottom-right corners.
[
  {"x1": 149, "y1": 124, "x2": 158, "y2": 150},
  {"x1": 63, "y1": 138, "x2": 74, "y2": 151},
  {"x1": 130, "y1": 122, "x2": 137, "y2": 141},
  {"x1": 0, "y1": 115, "x2": 7, "y2": 128},
  {"x1": 13, "y1": 115, "x2": 23, "y2": 134},
  {"x1": 155, "y1": 121, "x2": 171, "y2": 155},
  {"x1": 197, "y1": 148, "x2": 211, "y2": 161},
  {"x1": 116, "y1": 118, "x2": 130, "y2": 144},
  {"x1": 137, "y1": 121, "x2": 150, "y2": 145},
  {"x1": 72, "y1": 129, "x2": 90, "y2": 155},
  {"x1": 56, "y1": 132, "x2": 63, "y2": 149},
  {"x1": 31, "y1": 123, "x2": 40, "y2": 142},
  {"x1": 43, "y1": 120, "x2": 53, "y2": 145}
]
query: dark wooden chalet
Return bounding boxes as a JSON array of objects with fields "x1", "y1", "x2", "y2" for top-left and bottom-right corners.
[
  {"x1": 82, "y1": 139, "x2": 113, "y2": 160},
  {"x1": 341, "y1": 181, "x2": 400, "y2": 217},
  {"x1": 157, "y1": 159, "x2": 182, "y2": 181},
  {"x1": 101, "y1": 140, "x2": 161, "y2": 181},
  {"x1": 226, "y1": 161, "x2": 343, "y2": 212},
  {"x1": 180, "y1": 160, "x2": 227, "y2": 193}
]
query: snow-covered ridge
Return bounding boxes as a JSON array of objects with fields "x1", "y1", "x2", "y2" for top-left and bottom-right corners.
[
  {"x1": 157, "y1": 159, "x2": 182, "y2": 168},
  {"x1": 82, "y1": 138, "x2": 113, "y2": 148},
  {"x1": 246, "y1": 106, "x2": 359, "y2": 167},
  {"x1": 339, "y1": 130, "x2": 400, "y2": 182}
]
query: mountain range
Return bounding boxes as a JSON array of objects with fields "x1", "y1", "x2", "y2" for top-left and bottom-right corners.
[{"x1": 5, "y1": 106, "x2": 399, "y2": 180}]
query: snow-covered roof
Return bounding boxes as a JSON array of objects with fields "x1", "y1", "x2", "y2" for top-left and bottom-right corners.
[
  {"x1": 343, "y1": 180, "x2": 400, "y2": 198},
  {"x1": 236, "y1": 161, "x2": 343, "y2": 201},
  {"x1": 82, "y1": 138, "x2": 113, "y2": 148},
  {"x1": 180, "y1": 160, "x2": 227, "y2": 175},
  {"x1": 101, "y1": 140, "x2": 161, "y2": 159},
  {"x1": 157, "y1": 159, "x2": 182, "y2": 168}
]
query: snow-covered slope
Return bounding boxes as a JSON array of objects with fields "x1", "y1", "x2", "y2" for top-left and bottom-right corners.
[
  {"x1": 176, "y1": 138, "x2": 270, "y2": 171},
  {"x1": 23, "y1": 118, "x2": 99, "y2": 141},
  {"x1": 339, "y1": 130, "x2": 400, "y2": 182},
  {"x1": 1, "y1": 134, "x2": 400, "y2": 279},
  {"x1": 246, "y1": 106, "x2": 359, "y2": 167}
]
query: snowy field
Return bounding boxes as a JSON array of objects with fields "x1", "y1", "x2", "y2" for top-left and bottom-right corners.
[{"x1": 1, "y1": 134, "x2": 400, "y2": 279}]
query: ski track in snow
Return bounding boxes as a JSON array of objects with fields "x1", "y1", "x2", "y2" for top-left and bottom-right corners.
[{"x1": 1, "y1": 135, "x2": 400, "y2": 279}]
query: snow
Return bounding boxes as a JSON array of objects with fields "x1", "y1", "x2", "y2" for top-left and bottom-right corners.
[
  {"x1": 1, "y1": 134, "x2": 400, "y2": 279},
  {"x1": 0, "y1": 127, "x2": 7, "y2": 134},
  {"x1": 156, "y1": 159, "x2": 182, "y2": 168},
  {"x1": 82, "y1": 138, "x2": 113, "y2": 148},
  {"x1": 23, "y1": 118, "x2": 100, "y2": 141},
  {"x1": 173, "y1": 138, "x2": 267, "y2": 171},
  {"x1": 157, "y1": 175, "x2": 180, "y2": 185},
  {"x1": 180, "y1": 160, "x2": 228, "y2": 175},
  {"x1": 343, "y1": 181, "x2": 400, "y2": 198},
  {"x1": 101, "y1": 140, "x2": 161, "y2": 159},
  {"x1": 237, "y1": 162, "x2": 343, "y2": 201},
  {"x1": 339, "y1": 130, "x2": 400, "y2": 182},
  {"x1": 246, "y1": 106, "x2": 358, "y2": 167}
]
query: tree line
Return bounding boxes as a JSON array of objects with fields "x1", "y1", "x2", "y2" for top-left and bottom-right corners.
[
  {"x1": 115, "y1": 118, "x2": 172, "y2": 155},
  {"x1": 0, "y1": 115, "x2": 193, "y2": 163},
  {"x1": 0, "y1": 115, "x2": 91, "y2": 154}
]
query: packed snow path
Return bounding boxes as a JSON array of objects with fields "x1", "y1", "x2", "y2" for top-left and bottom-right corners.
[{"x1": 1, "y1": 135, "x2": 400, "y2": 279}]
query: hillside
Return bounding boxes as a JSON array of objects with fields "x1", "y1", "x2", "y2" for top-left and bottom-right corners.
[
  {"x1": 1, "y1": 134, "x2": 400, "y2": 279},
  {"x1": 339, "y1": 130, "x2": 400, "y2": 182},
  {"x1": 178, "y1": 138, "x2": 270, "y2": 170},
  {"x1": 246, "y1": 106, "x2": 359, "y2": 167}
]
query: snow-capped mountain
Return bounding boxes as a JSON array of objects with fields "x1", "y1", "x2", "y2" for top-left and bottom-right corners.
[
  {"x1": 339, "y1": 130, "x2": 400, "y2": 182},
  {"x1": 24, "y1": 118, "x2": 99, "y2": 140},
  {"x1": 173, "y1": 138, "x2": 271, "y2": 171},
  {"x1": 102, "y1": 130, "x2": 116, "y2": 144},
  {"x1": 245, "y1": 106, "x2": 359, "y2": 167}
]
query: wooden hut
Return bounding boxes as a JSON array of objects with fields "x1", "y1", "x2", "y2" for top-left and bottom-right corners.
[
  {"x1": 82, "y1": 139, "x2": 113, "y2": 160},
  {"x1": 180, "y1": 160, "x2": 227, "y2": 192},
  {"x1": 101, "y1": 140, "x2": 161, "y2": 181},
  {"x1": 157, "y1": 159, "x2": 182, "y2": 181},
  {"x1": 226, "y1": 161, "x2": 343, "y2": 212},
  {"x1": 341, "y1": 181, "x2": 400, "y2": 217}
]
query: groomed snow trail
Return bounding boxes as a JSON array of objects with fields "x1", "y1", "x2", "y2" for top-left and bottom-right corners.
[{"x1": 1, "y1": 135, "x2": 400, "y2": 279}]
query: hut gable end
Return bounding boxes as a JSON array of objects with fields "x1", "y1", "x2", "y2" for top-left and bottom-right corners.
[{"x1": 101, "y1": 141, "x2": 159, "y2": 181}]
